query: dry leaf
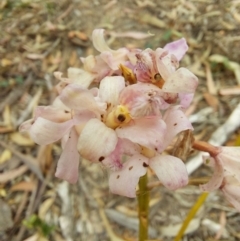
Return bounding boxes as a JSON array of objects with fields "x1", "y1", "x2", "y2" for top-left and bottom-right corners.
[
  {"x1": 37, "y1": 145, "x2": 53, "y2": 174},
  {"x1": 0, "y1": 140, "x2": 44, "y2": 181},
  {"x1": 10, "y1": 181, "x2": 36, "y2": 192},
  {"x1": 1, "y1": 58, "x2": 13, "y2": 67},
  {"x1": 10, "y1": 132, "x2": 35, "y2": 146},
  {"x1": 0, "y1": 165, "x2": 28, "y2": 183},
  {"x1": 0, "y1": 149, "x2": 12, "y2": 164},
  {"x1": 203, "y1": 92, "x2": 219, "y2": 111},
  {"x1": 3, "y1": 105, "x2": 12, "y2": 127},
  {"x1": 0, "y1": 126, "x2": 14, "y2": 133},
  {"x1": 38, "y1": 197, "x2": 55, "y2": 220},
  {"x1": 0, "y1": 199, "x2": 13, "y2": 231}
]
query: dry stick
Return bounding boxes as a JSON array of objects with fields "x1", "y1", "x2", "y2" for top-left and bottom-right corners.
[
  {"x1": 13, "y1": 191, "x2": 29, "y2": 223},
  {"x1": 186, "y1": 102, "x2": 240, "y2": 175},
  {"x1": 0, "y1": 73, "x2": 33, "y2": 113},
  {"x1": 0, "y1": 140, "x2": 43, "y2": 181},
  {"x1": 147, "y1": 177, "x2": 210, "y2": 190},
  {"x1": 14, "y1": 175, "x2": 38, "y2": 241}
]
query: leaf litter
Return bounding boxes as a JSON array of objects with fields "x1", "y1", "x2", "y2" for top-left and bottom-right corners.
[{"x1": 0, "y1": 0, "x2": 240, "y2": 240}]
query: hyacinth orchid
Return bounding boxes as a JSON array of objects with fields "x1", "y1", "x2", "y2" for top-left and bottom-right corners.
[
  {"x1": 20, "y1": 28, "x2": 199, "y2": 198},
  {"x1": 200, "y1": 147, "x2": 240, "y2": 211}
]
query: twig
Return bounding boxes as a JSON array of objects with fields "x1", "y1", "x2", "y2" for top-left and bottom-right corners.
[
  {"x1": 0, "y1": 140, "x2": 43, "y2": 180},
  {"x1": 0, "y1": 74, "x2": 33, "y2": 113},
  {"x1": 186, "y1": 102, "x2": 240, "y2": 174}
]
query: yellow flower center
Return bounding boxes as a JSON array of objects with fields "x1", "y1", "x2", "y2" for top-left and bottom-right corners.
[{"x1": 105, "y1": 105, "x2": 131, "y2": 129}]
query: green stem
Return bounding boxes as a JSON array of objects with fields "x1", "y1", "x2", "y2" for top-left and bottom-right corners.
[
  {"x1": 174, "y1": 192, "x2": 209, "y2": 241},
  {"x1": 137, "y1": 173, "x2": 149, "y2": 241}
]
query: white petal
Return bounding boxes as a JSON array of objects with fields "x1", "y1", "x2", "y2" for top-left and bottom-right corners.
[
  {"x1": 163, "y1": 38, "x2": 188, "y2": 61},
  {"x1": 161, "y1": 106, "x2": 193, "y2": 151},
  {"x1": 116, "y1": 117, "x2": 166, "y2": 151},
  {"x1": 221, "y1": 176, "x2": 240, "y2": 212},
  {"x1": 60, "y1": 84, "x2": 104, "y2": 115},
  {"x1": 67, "y1": 67, "x2": 95, "y2": 88},
  {"x1": 162, "y1": 67, "x2": 198, "y2": 93},
  {"x1": 28, "y1": 117, "x2": 76, "y2": 145},
  {"x1": 77, "y1": 119, "x2": 118, "y2": 162},
  {"x1": 92, "y1": 29, "x2": 112, "y2": 53},
  {"x1": 99, "y1": 76, "x2": 125, "y2": 105},
  {"x1": 109, "y1": 154, "x2": 148, "y2": 197},
  {"x1": 149, "y1": 154, "x2": 188, "y2": 190},
  {"x1": 200, "y1": 157, "x2": 224, "y2": 192},
  {"x1": 55, "y1": 128, "x2": 80, "y2": 184},
  {"x1": 179, "y1": 93, "x2": 194, "y2": 108}
]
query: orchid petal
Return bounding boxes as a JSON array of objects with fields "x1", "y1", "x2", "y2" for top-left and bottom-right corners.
[
  {"x1": 55, "y1": 128, "x2": 80, "y2": 184},
  {"x1": 218, "y1": 147, "x2": 240, "y2": 182},
  {"x1": 99, "y1": 76, "x2": 125, "y2": 105},
  {"x1": 149, "y1": 154, "x2": 188, "y2": 190},
  {"x1": 19, "y1": 119, "x2": 34, "y2": 132},
  {"x1": 163, "y1": 38, "x2": 188, "y2": 61},
  {"x1": 26, "y1": 117, "x2": 76, "y2": 145},
  {"x1": 116, "y1": 116, "x2": 166, "y2": 151},
  {"x1": 60, "y1": 84, "x2": 105, "y2": 115},
  {"x1": 102, "y1": 138, "x2": 141, "y2": 171},
  {"x1": 221, "y1": 176, "x2": 240, "y2": 212},
  {"x1": 77, "y1": 118, "x2": 118, "y2": 162},
  {"x1": 67, "y1": 67, "x2": 95, "y2": 88},
  {"x1": 119, "y1": 83, "x2": 168, "y2": 116},
  {"x1": 161, "y1": 106, "x2": 193, "y2": 151},
  {"x1": 100, "y1": 50, "x2": 128, "y2": 70},
  {"x1": 92, "y1": 29, "x2": 112, "y2": 53},
  {"x1": 200, "y1": 157, "x2": 224, "y2": 192},
  {"x1": 179, "y1": 93, "x2": 194, "y2": 108},
  {"x1": 34, "y1": 106, "x2": 72, "y2": 122},
  {"x1": 155, "y1": 49, "x2": 173, "y2": 80},
  {"x1": 109, "y1": 154, "x2": 148, "y2": 197},
  {"x1": 162, "y1": 67, "x2": 198, "y2": 93}
]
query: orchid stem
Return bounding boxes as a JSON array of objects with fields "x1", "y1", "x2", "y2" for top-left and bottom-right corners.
[
  {"x1": 174, "y1": 192, "x2": 209, "y2": 241},
  {"x1": 138, "y1": 173, "x2": 149, "y2": 241}
]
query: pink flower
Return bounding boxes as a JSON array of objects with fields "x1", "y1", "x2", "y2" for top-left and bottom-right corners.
[
  {"x1": 133, "y1": 40, "x2": 198, "y2": 108},
  {"x1": 200, "y1": 147, "x2": 240, "y2": 211}
]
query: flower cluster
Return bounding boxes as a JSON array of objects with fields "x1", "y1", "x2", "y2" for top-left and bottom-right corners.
[{"x1": 20, "y1": 29, "x2": 198, "y2": 197}]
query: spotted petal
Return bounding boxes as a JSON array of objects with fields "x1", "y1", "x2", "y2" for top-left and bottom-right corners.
[
  {"x1": 116, "y1": 116, "x2": 166, "y2": 151},
  {"x1": 109, "y1": 154, "x2": 148, "y2": 197},
  {"x1": 162, "y1": 67, "x2": 198, "y2": 93},
  {"x1": 77, "y1": 118, "x2": 118, "y2": 162},
  {"x1": 161, "y1": 106, "x2": 193, "y2": 151}
]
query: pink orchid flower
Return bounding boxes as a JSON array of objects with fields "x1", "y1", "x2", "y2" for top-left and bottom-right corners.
[
  {"x1": 200, "y1": 147, "x2": 240, "y2": 211},
  {"x1": 133, "y1": 39, "x2": 198, "y2": 108},
  {"x1": 20, "y1": 29, "x2": 198, "y2": 198}
]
